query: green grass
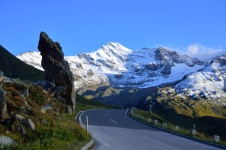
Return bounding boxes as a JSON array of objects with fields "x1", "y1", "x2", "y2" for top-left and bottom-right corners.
[
  {"x1": 0, "y1": 45, "x2": 44, "y2": 81},
  {"x1": 1, "y1": 80, "x2": 115, "y2": 150},
  {"x1": 155, "y1": 110, "x2": 226, "y2": 141},
  {"x1": 130, "y1": 109, "x2": 226, "y2": 146}
]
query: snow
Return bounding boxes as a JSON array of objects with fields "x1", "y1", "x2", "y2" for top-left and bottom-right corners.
[
  {"x1": 174, "y1": 59, "x2": 226, "y2": 105},
  {"x1": 17, "y1": 51, "x2": 43, "y2": 71},
  {"x1": 17, "y1": 42, "x2": 206, "y2": 90}
]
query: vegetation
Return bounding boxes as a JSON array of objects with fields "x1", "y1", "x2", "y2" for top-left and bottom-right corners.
[
  {"x1": 145, "y1": 86, "x2": 226, "y2": 118},
  {"x1": 1, "y1": 80, "x2": 114, "y2": 150},
  {"x1": 0, "y1": 45, "x2": 44, "y2": 81},
  {"x1": 142, "y1": 86, "x2": 226, "y2": 144},
  {"x1": 130, "y1": 109, "x2": 226, "y2": 146}
]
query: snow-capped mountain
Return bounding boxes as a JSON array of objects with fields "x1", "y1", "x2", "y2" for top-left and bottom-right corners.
[
  {"x1": 17, "y1": 42, "x2": 205, "y2": 90},
  {"x1": 174, "y1": 55, "x2": 226, "y2": 105},
  {"x1": 17, "y1": 51, "x2": 43, "y2": 71}
]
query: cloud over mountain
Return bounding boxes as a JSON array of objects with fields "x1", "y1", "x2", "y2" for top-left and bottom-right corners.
[{"x1": 186, "y1": 44, "x2": 224, "y2": 60}]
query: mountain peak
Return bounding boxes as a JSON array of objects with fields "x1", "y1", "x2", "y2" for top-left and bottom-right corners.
[{"x1": 101, "y1": 42, "x2": 132, "y2": 54}]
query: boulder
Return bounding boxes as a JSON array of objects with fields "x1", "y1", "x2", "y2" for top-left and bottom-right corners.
[
  {"x1": 0, "y1": 135, "x2": 16, "y2": 148},
  {"x1": 35, "y1": 80, "x2": 55, "y2": 90},
  {"x1": 41, "y1": 119, "x2": 47, "y2": 124},
  {"x1": 15, "y1": 114, "x2": 25, "y2": 123},
  {"x1": 51, "y1": 86, "x2": 66, "y2": 97},
  {"x1": 0, "y1": 89, "x2": 8, "y2": 120},
  {"x1": 26, "y1": 119, "x2": 35, "y2": 131},
  {"x1": 67, "y1": 106, "x2": 73, "y2": 115},
  {"x1": 16, "y1": 115, "x2": 35, "y2": 131},
  {"x1": 41, "y1": 104, "x2": 52, "y2": 113},
  {"x1": 38, "y1": 32, "x2": 75, "y2": 112}
]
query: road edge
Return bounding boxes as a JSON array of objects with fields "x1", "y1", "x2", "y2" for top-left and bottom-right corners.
[
  {"x1": 76, "y1": 110, "x2": 95, "y2": 150},
  {"x1": 125, "y1": 109, "x2": 226, "y2": 150},
  {"x1": 80, "y1": 139, "x2": 95, "y2": 150}
]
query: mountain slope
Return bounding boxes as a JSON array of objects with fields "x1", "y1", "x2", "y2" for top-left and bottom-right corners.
[
  {"x1": 17, "y1": 51, "x2": 43, "y2": 71},
  {"x1": 143, "y1": 54, "x2": 226, "y2": 119},
  {"x1": 0, "y1": 45, "x2": 44, "y2": 81},
  {"x1": 174, "y1": 55, "x2": 226, "y2": 105},
  {"x1": 17, "y1": 42, "x2": 205, "y2": 89}
]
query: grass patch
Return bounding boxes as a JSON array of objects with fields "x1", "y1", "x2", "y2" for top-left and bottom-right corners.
[
  {"x1": 1, "y1": 80, "x2": 114, "y2": 150},
  {"x1": 130, "y1": 108, "x2": 226, "y2": 146}
]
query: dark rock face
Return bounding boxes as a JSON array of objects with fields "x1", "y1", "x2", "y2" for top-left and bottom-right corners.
[
  {"x1": 216, "y1": 55, "x2": 226, "y2": 65},
  {"x1": 160, "y1": 63, "x2": 171, "y2": 75},
  {"x1": 154, "y1": 47, "x2": 205, "y2": 67},
  {"x1": 145, "y1": 63, "x2": 158, "y2": 71},
  {"x1": 38, "y1": 32, "x2": 75, "y2": 112}
]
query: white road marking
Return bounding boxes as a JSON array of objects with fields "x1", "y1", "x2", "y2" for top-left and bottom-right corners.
[
  {"x1": 103, "y1": 142, "x2": 110, "y2": 147},
  {"x1": 105, "y1": 113, "x2": 108, "y2": 117},
  {"x1": 110, "y1": 119, "x2": 117, "y2": 124},
  {"x1": 125, "y1": 110, "x2": 179, "y2": 150},
  {"x1": 143, "y1": 136, "x2": 179, "y2": 150}
]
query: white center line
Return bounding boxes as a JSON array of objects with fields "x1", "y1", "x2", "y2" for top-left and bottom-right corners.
[
  {"x1": 105, "y1": 113, "x2": 108, "y2": 117},
  {"x1": 110, "y1": 119, "x2": 117, "y2": 124},
  {"x1": 143, "y1": 136, "x2": 179, "y2": 150}
]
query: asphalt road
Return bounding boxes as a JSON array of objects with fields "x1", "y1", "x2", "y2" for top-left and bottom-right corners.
[{"x1": 80, "y1": 109, "x2": 222, "y2": 150}]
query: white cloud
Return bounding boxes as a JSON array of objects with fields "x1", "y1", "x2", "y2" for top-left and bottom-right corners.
[
  {"x1": 185, "y1": 43, "x2": 225, "y2": 60},
  {"x1": 157, "y1": 43, "x2": 225, "y2": 61},
  {"x1": 187, "y1": 44, "x2": 200, "y2": 55}
]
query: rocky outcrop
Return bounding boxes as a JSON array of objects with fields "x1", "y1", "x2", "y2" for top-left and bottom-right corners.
[
  {"x1": 16, "y1": 114, "x2": 35, "y2": 131},
  {"x1": 216, "y1": 55, "x2": 226, "y2": 65},
  {"x1": 27, "y1": 119, "x2": 35, "y2": 131},
  {"x1": 41, "y1": 104, "x2": 52, "y2": 113},
  {"x1": 154, "y1": 47, "x2": 205, "y2": 67},
  {"x1": 0, "y1": 71, "x2": 8, "y2": 120},
  {"x1": 38, "y1": 32, "x2": 75, "y2": 113},
  {"x1": 0, "y1": 135, "x2": 16, "y2": 148}
]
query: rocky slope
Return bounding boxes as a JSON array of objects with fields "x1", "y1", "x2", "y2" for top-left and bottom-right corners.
[
  {"x1": 17, "y1": 42, "x2": 205, "y2": 89},
  {"x1": 174, "y1": 55, "x2": 226, "y2": 106},
  {"x1": 144, "y1": 55, "x2": 226, "y2": 118}
]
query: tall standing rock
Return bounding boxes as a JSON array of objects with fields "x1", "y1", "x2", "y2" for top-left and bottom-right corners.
[{"x1": 38, "y1": 32, "x2": 75, "y2": 113}]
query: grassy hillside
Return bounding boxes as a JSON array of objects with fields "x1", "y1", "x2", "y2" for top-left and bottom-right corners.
[
  {"x1": 141, "y1": 86, "x2": 226, "y2": 143},
  {"x1": 0, "y1": 45, "x2": 44, "y2": 81},
  {"x1": 1, "y1": 79, "x2": 114, "y2": 149}
]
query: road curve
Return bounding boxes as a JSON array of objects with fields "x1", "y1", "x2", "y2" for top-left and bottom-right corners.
[{"x1": 80, "y1": 109, "x2": 222, "y2": 150}]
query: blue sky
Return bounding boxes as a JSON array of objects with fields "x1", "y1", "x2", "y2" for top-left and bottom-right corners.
[{"x1": 0, "y1": 0, "x2": 225, "y2": 59}]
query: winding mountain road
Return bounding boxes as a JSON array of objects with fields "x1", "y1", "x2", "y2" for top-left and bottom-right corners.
[{"x1": 80, "y1": 109, "x2": 222, "y2": 150}]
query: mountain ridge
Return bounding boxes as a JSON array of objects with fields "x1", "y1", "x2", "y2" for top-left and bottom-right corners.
[
  {"x1": 0, "y1": 45, "x2": 44, "y2": 81},
  {"x1": 17, "y1": 42, "x2": 205, "y2": 89},
  {"x1": 15, "y1": 42, "x2": 226, "y2": 111}
]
